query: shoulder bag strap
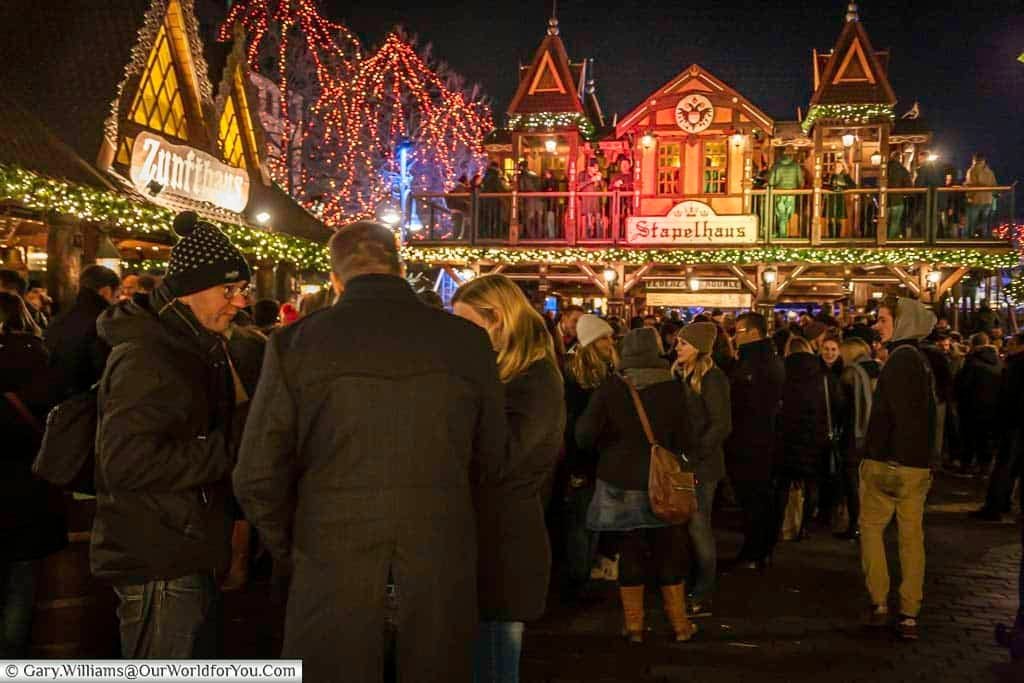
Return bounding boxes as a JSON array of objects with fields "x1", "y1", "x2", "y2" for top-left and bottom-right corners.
[
  {"x1": 823, "y1": 376, "x2": 834, "y2": 438},
  {"x1": 3, "y1": 392, "x2": 44, "y2": 434},
  {"x1": 621, "y1": 376, "x2": 658, "y2": 447}
]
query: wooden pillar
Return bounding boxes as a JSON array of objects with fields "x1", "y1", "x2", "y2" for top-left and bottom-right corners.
[
  {"x1": 877, "y1": 124, "x2": 890, "y2": 246},
  {"x1": 46, "y1": 217, "x2": 82, "y2": 312},
  {"x1": 274, "y1": 261, "x2": 296, "y2": 303},
  {"x1": 80, "y1": 223, "x2": 99, "y2": 267},
  {"x1": 254, "y1": 259, "x2": 275, "y2": 300},
  {"x1": 811, "y1": 126, "x2": 824, "y2": 244}
]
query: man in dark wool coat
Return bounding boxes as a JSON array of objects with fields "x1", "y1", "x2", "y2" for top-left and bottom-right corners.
[{"x1": 234, "y1": 221, "x2": 507, "y2": 682}]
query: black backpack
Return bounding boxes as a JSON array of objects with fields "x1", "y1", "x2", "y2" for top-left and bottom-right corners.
[{"x1": 32, "y1": 387, "x2": 97, "y2": 495}]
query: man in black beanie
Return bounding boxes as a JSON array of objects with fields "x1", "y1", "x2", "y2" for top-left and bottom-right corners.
[{"x1": 90, "y1": 211, "x2": 252, "y2": 658}]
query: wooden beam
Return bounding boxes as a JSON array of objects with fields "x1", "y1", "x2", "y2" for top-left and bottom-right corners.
[
  {"x1": 776, "y1": 264, "x2": 808, "y2": 294},
  {"x1": 623, "y1": 262, "x2": 654, "y2": 294},
  {"x1": 727, "y1": 265, "x2": 758, "y2": 296},
  {"x1": 490, "y1": 264, "x2": 506, "y2": 275},
  {"x1": 443, "y1": 265, "x2": 465, "y2": 285},
  {"x1": 889, "y1": 266, "x2": 921, "y2": 296},
  {"x1": 577, "y1": 262, "x2": 610, "y2": 296},
  {"x1": 935, "y1": 267, "x2": 968, "y2": 300}
]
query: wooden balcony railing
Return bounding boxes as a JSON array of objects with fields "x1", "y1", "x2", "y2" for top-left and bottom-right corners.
[{"x1": 401, "y1": 185, "x2": 1017, "y2": 249}]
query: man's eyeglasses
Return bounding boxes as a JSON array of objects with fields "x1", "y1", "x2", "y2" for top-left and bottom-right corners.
[{"x1": 223, "y1": 284, "x2": 252, "y2": 300}]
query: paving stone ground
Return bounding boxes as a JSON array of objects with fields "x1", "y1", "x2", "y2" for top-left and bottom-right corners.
[{"x1": 223, "y1": 472, "x2": 1023, "y2": 682}]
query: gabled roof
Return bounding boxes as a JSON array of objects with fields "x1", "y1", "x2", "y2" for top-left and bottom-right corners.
[
  {"x1": 615, "y1": 64, "x2": 774, "y2": 138},
  {"x1": 0, "y1": 92, "x2": 116, "y2": 190},
  {"x1": 507, "y1": 19, "x2": 584, "y2": 117},
  {"x1": 809, "y1": 15, "x2": 896, "y2": 107}
]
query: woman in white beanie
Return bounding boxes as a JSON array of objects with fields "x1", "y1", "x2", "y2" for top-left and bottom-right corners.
[
  {"x1": 673, "y1": 322, "x2": 732, "y2": 617},
  {"x1": 562, "y1": 314, "x2": 617, "y2": 603}
]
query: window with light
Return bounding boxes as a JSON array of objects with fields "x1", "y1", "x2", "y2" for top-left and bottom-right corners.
[
  {"x1": 657, "y1": 142, "x2": 681, "y2": 195},
  {"x1": 702, "y1": 140, "x2": 727, "y2": 194}
]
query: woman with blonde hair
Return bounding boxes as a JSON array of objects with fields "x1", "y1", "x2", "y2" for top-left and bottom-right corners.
[
  {"x1": 673, "y1": 322, "x2": 731, "y2": 616},
  {"x1": 562, "y1": 314, "x2": 618, "y2": 602},
  {"x1": 452, "y1": 274, "x2": 565, "y2": 683}
]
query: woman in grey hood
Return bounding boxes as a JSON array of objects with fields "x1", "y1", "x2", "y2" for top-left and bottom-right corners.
[{"x1": 576, "y1": 328, "x2": 698, "y2": 643}]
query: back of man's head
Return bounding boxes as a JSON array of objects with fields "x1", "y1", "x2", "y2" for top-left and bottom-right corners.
[
  {"x1": 970, "y1": 332, "x2": 990, "y2": 348},
  {"x1": 79, "y1": 264, "x2": 120, "y2": 293},
  {"x1": 328, "y1": 221, "x2": 402, "y2": 283},
  {"x1": 736, "y1": 312, "x2": 767, "y2": 339},
  {"x1": 136, "y1": 275, "x2": 157, "y2": 293},
  {"x1": 0, "y1": 268, "x2": 26, "y2": 296}
]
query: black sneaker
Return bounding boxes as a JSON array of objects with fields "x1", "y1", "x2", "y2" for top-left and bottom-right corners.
[{"x1": 896, "y1": 615, "x2": 919, "y2": 640}]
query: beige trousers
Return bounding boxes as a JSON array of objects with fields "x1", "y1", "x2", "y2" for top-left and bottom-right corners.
[{"x1": 858, "y1": 459, "x2": 933, "y2": 617}]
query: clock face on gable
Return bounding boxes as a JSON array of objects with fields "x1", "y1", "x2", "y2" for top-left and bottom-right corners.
[{"x1": 674, "y1": 94, "x2": 715, "y2": 133}]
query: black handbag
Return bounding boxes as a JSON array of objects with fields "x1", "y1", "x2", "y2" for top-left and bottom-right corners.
[{"x1": 32, "y1": 387, "x2": 98, "y2": 494}]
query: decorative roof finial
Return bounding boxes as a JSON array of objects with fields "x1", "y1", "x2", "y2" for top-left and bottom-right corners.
[
  {"x1": 548, "y1": 0, "x2": 559, "y2": 35},
  {"x1": 845, "y1": 1, "x2": 859, "y2": 22}
]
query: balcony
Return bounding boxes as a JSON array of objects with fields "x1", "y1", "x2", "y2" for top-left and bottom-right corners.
[{"x1": 402, "y1": 185, "x2": 1017, "y2": 249}]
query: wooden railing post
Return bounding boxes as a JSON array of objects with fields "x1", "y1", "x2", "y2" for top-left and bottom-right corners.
[{"x1": 611, "y1": 190, "x2": 620, "y2": 245}]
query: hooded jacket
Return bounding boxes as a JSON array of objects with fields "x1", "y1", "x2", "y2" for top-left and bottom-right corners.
[
  {"x1": 777, "y1": 351, "x2": 841, "y2": 477},
  {"x1": 865, "y1": 298, "x2": 937, "y2": 469},
  {"x1": 725, "y1": 337, "x2": 785, "y2": 482},
  {"x1": 90, "y1": 286, "x2": 237, "y2": 584},
  {"x1": 956, "y1": 345, "x2": 1003, "y2": 422}
]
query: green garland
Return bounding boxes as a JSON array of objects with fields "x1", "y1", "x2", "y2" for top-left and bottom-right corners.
[
  {"x1": 507, "y1": 112, "x2": 598, "y2": 141},
  {"x1": 1007, "y1": 271, "x2": 1024, "y2": 305},
  {"x1": 0, "y1": 164, "x2": 329, "y2": 272},
  {"x1": 401, "y1": 245, "x2": 1019, "y2": 269},
  {"x1": 802, "y1": 103, "x2": 894, "y2": 133}
]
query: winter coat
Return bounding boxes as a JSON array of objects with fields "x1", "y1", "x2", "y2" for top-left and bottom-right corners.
[
  {"x1": 564, "y1": 372, "x2": 602, "y2": 480},
  {"x1": 725, "y1": 338, "x2": 785, "y2": 483},
  {"x1": 965, "y1": 162, "x2": 997, "y2": 204},
  {"x1": 956, "y1": 346, "x2": 1003, "y2": 424},
  {"x1": 232, "y1": 274, "x2": 506, "y2": 680},
  {"x1": 920, "y1": 343, "x2": 955, "y2": 405},
  {"x1": 91, "y1": 287, "x2": 239, "y2": 584},
  {"x1": 0, "y1": 332, "x2": 67, "y2": 562},
  {"x1": 677, "y1": 366, "x2": 731, "y2": 484},
  {"x1": 478, "y1": 357, "x2": 564, "y2": 622},
  {"x1": 865, "y1": 297, "x2": 938, "y2": 469},
  {"x1": 777, "y1": 352, "x2": 842, "y2": 478},
  {"x1": 998, "y1": 352, "x2": 1024, "y2": 431},
  {"x1": 44, "y1": 287, "x2": 111, "y2": 403},
  {"x1": 576, "y1": 368, "x2": 693, "y2": 491}
]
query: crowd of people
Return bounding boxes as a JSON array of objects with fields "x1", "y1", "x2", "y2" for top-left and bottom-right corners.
[{"x1": 1, "y1": 212, "x2": 1023, "y2": 681}]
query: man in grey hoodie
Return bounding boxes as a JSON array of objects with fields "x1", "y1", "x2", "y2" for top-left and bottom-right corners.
[{"x1": 861, "y1": 296, "x2": 937, "y2": 641}]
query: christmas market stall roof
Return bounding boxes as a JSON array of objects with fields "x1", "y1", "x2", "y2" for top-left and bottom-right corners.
[{"x1": 0, "y1": 0, "x2": 331, "y2": 248}]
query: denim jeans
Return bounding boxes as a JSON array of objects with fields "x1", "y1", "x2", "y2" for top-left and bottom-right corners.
[
  {"x1": 564, "y1": 483, "x2": 597, "y2": 585},
  {"x1": 473, "y1": 621, "x2": 524, "y2": 683},
  {"x1": 0, "y1": 560, "x2": 37, "y2": 658},
  {"x1": 114, "y1": 573, "x2": 220, "y2": 658},
  {"x1": 687, "y1": 478, "x2": 718, "y2": 601}
]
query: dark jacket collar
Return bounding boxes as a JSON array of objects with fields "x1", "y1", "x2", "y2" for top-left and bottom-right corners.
[
  {"x1": 889, "y1": 338, "x2": 919, "y2": 352},
  {"x1": 76, "y1": 287, "x2": 111, "y2": 315},
  {"x1": 737, "y1": 337, "x2": 776, "y2": 363},
  {"x1": 340, "y1": 274, "x2": 416, "y2": 305}
]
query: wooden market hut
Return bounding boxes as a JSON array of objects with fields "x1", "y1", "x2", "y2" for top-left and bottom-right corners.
[{"x1": 0, "y1": 0, "x2": 330, "y2": 311}]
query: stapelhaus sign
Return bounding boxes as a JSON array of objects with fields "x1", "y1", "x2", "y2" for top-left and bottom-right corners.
[
  {"x1": 625, "y1": 201, "x2": 757, "y2": 246},
  {"x1": 130, "y1": 131, "x2": 250, "y2": 213}
]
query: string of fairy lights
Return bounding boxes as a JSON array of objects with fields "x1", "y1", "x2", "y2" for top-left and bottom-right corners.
[
  {"x1": 0, "y1": 164, "x2": 329, "y2": 271},
  {"x1": 507, "y1": 112, "x2": 597, "y2": 141},
  {"x1": 801, "y1": 104, "x2": 894, "y2": 133},
  {"x1": 219, "y1": 1, "x2": 493, "y2": 227}
]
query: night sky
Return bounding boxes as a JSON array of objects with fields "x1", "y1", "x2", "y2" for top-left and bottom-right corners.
[{"x1": 331, "y1": 0, "x2": 1023, "y2": 201}]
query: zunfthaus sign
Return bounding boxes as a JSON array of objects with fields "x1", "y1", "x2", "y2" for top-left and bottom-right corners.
[
  {"x1": 625, "y1": 201, "x2": 757, "y2": 246},
  {"x1": 130, "y1": 131, "x2": 250, "y2": 213}
]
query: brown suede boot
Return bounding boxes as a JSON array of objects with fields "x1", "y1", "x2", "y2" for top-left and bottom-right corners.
[
  {"x1": 661, "y1": 583, "x2": 698, "y2": 642},
  {"x1": 619, "y1": 585, "x2": 645, "y2": 643}
]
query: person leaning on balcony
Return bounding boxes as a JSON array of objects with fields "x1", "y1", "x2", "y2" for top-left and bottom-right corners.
[
  {"x1": 825, "y1": 160, "x2": 856, "y2": 238},
  {"x1": 886, "y1": 153, "x2": 912, "y2": 239},
  {"x1": 965, "y1": 153, "x2": 997, "y2": 238}
]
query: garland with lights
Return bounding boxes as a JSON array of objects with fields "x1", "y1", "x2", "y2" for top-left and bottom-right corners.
[
  {"x1": 507, "y1": 112, "x2": 597, "y2": 141},
  {"x1": 401, "y1": 245, "x2": 1019, "y2": 269},
  {"x1": 0, "y1": 164, "x2": 329, "y2": 272},
  {"x1": 1007, "y1": 271, "x2": 1024, "y2": 305},
  {"x1": 802, "y1": 104, "x2": 894, "y2": 133}
]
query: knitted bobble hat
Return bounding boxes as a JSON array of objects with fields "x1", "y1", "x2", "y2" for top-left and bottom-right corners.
[
  {"x1": 677, "y1": 321, "x2": 717, "y2": 355},
  {"x1": 164, "y1": 212, "x2": 251, "y2": 297}
]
